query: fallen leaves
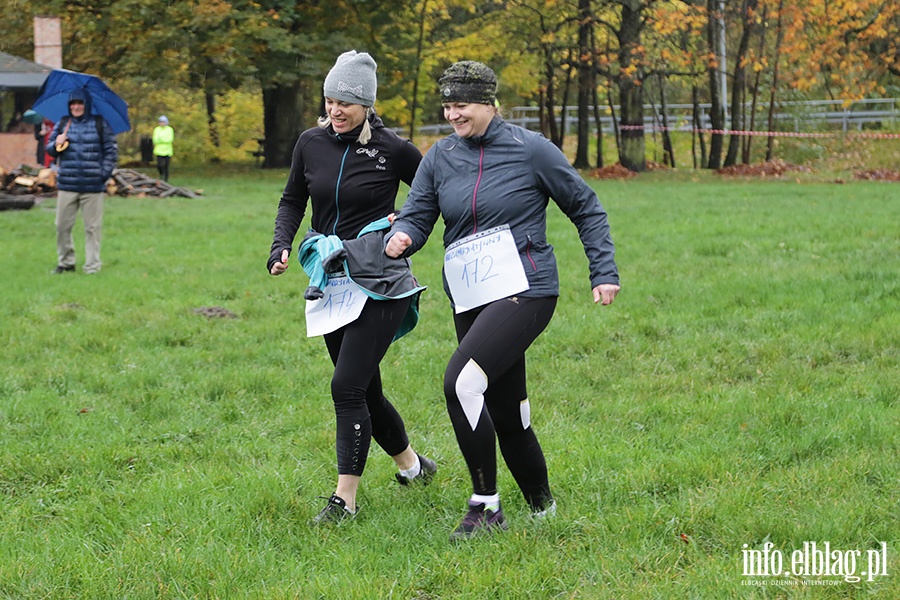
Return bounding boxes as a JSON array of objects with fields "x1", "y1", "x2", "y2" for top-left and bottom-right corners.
[
  {"x1": 716, "y1": 159, "x2": 812, "y2": 177},
  {"x1": 852, "y1": 168, "x2": 900, "y2": 181}
]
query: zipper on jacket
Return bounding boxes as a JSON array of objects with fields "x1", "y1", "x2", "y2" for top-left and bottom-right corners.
[
  {"x1": 525, "y1": 235, "x2": 537, "y2": 271},
  {"x1": 471, "y1": 145, "x2": 485, "y2": 234},
  {"x1": 333, "y1": 141, "x2": 351, "y2": 235}
]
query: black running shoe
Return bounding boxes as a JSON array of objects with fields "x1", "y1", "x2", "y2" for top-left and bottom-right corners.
[
  {"x1": 311, "y1": 494, "x2": 356, "y2": 525},
  {"x1": 395, "y1": 453, "x2": 437, "y2": 486},
  {"x1": 450, "y1": 500, "x2": 508, "y2": 541},
  {"x1": 51, "y1": 265, "x2": 75, "y2": 274}
]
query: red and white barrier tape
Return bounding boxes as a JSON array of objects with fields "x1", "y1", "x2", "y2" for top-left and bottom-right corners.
[{"x1": 617, "y1": 125, "x2": 900, "y2": 139}]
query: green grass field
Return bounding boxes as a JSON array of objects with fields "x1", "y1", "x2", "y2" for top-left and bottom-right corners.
[{"x1": 1, "y1": 166, "x2": 897, "y2": 599}]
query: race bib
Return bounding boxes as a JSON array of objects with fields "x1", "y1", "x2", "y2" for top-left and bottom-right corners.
[
  {"x1": 305, "y1": 274, "x2": 368, "y2": 337},
  {"x1": 444, "y1": 225, "x2": 529, "y2": 314}
]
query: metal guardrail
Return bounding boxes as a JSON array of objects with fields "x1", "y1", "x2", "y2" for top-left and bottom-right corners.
[{"x1": 417, "y1": 98, "x2": 899, "y2": 135}]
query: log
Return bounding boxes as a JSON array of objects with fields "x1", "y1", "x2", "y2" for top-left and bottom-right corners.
[
  {"x1": 0, "y1": 193, "x2": 36, "y2": 211},
  {"x1": 111, "y1": 168, "x2": 202, "y2": 198}
]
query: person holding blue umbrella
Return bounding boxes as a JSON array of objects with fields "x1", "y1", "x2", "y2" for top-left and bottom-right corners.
[{"x1": 46, "y1": 87, "x2": 118, "y2": 274}]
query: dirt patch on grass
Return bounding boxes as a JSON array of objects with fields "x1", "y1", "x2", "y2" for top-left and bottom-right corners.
[{"x1": 193, "y1": 306, "x2": 237, "y2": 319}]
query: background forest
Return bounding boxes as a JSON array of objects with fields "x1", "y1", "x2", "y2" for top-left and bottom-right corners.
[{"x1": 2, "y1": 0, "x2": 899, "y2": 170}]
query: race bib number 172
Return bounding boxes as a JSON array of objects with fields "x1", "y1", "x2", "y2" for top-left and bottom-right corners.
[{"x1": 444, "y1": 225, "x2": 529, "y2": 314}]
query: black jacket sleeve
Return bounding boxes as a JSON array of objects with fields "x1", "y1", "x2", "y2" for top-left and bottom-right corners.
[{"x1": 267, "y1": 135, "x2": 310, "y2": 272}]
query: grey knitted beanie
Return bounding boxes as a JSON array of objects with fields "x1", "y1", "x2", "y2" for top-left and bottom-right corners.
[
  {"x1": 323, "y1": 50, "x2": 377, "y2": 106},
  {"x1": 439, "y1": 61, "x2": 497, "y2": 105}
]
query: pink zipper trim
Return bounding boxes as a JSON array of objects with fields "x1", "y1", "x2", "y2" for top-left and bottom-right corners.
[{"x1": 471, "y1": 146, "x2": 484, "y2": 233}]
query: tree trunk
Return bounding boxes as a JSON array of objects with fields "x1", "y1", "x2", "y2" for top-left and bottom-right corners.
[
  {"x1": 593, "y1": 80, "x2": 604, "y2": 169},
  {"x1": 691, "y1": 85, "x2": 708, "y2": 169},
  {"x1": 557, "y1": 63, "x2": 575, "y2": 150},
  {"x1": 539, "y1": 89, "x2": 549, "y2": 138},
  {"x1": 408, "y1": 0, "x2": 430, "y2": 142},
  {"x1": 261, "y1": 80, "x2": 314, "y2": 169},
  {"x1": 744, "y1": 4, "x2": 768, "y2": 164},
  {"x1": 706, "y1": 0, "x2": 725, "y2": 169},
  {"x1": 574, "y1": 0, "x2": 593, "y2": 169},
  {"x1": 590, "y1": 23, "x2": 604, "y2": 168},
  {"x1": 618, "y1": 78, "x2": 645, "y2": 171},
  {"x1": 766, "y1": 0, "x2": 786, "y2": 161},
  {"x1": 657, "y1": 73, "x2": 675, "y2": 167},
  {"x1": 545, "y1": 58, "x2": 560, "y2": 147},
  {"x1": 205, "y1": 91, "x2": 220, "y2": 154},
  {"x1": 725, "y1": 0, "x2": 756, "y2": 167},
  {"x1": 616, "y1": 2, "x2": 646, "y2": 172},
  {"x1": 608, "y1": 85, "x2": 621, "y2": 156},
  {"x1": 649, "y1": 91, "x2": 660, "y2": 163}
]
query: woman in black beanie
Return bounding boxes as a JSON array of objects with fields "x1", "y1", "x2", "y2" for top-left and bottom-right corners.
[
  {"x1": 268, "y1": 50, "x2": 436, "y2": 524},
  {"x1": 387, "y1": 61, "x2": 620, "y2": 540}
]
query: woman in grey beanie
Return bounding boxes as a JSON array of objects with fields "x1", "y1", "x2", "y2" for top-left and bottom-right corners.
[
  {"x1": 267, "y1": 50, "x2": 436, "y2": 524},
  {"x1": 320, "y1": 50, "x2": 378, "y2": 144},
  {"x1": 387, "y1": 60, "x2": 620, "y2": 541}
]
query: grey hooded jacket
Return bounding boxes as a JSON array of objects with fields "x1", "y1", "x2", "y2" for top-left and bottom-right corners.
[{"x1": 390, "y1": 116, "x2": 618, "y2": 301}]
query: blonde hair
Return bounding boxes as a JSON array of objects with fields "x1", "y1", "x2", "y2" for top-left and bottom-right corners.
[{"x1": 318, "y1": 106, "x2": 374, "y2": 145}]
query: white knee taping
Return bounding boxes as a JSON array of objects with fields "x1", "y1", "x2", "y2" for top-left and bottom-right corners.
[{"x1": 455, "y1": 359, "x2": 488, "y2": 430}]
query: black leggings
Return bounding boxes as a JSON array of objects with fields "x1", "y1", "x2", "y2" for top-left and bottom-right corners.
[
  {"x1": 324, "y1": 296, "x2": 412, "y2": 476},
  {"x1": 156, "y1": 155, "x2": 170, "y2": 181},
  {"x1": 444, "y1": 295, "x2": 557, "y2": 510}
]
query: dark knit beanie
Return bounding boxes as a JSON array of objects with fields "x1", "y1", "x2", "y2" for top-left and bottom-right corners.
[
  {"x1": 323, "y1": 50, "x2": 377, "y2": 106},
  {"x1": 438, "y1": 61, "x2": 497, "y2": 105}
]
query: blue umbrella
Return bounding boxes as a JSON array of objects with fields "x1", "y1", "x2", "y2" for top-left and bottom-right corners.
[{"x1": 31, "y1": 69, "x2": 131, "y2": 134}]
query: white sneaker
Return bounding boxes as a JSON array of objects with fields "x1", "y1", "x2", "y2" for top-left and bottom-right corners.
[{"x1": 531, "y1": 499, "x2": 557, "y2": 520}]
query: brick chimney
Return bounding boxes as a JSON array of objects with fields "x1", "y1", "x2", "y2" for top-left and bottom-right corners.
[{"x1": 34, "y1": 16, "x2": 62, "y2": 68}]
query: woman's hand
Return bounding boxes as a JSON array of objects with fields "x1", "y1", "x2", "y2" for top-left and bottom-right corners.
[
  {"x1": 270, "y1": 249, "x2": 289, "y2": 275},
  {"x1": 592, "y1": 283, "x2": 620, "y2": 305},
  {"x1": 385, "y1": 232, "x2": 412, "y2": 258}
]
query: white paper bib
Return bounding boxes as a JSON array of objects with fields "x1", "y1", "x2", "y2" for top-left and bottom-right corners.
[
  {"x1": 305, "y1": 274, "x2": 368, "y2": 337},
  {"x1": 444, "y1": 225, "x2": 529, "y2": 313}
]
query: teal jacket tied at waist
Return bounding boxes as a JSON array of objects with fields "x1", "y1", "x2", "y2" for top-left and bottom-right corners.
[{"x1": 298, "y1": 217, "x2": 426, "y2": 341}]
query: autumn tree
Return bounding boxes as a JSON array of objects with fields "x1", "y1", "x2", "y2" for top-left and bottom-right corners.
[
  {"x1": 646, "y1": 1, "x2": 708, "y2": 167},
  {"x1": 6, "y1": 0, "x2": 258, "y2": 159},
  {"x1": 723, "y1": 0, "x2": 759, "y2": 166},
  {"x1": 704, "y1": 0, "x2": 726, "y2": 168},
  {"x1": 493, "y1": 0, "x2": 578, "y2": 148},
  {"x1": 5, "y1": 0, "x2": 898, "y2": 169},
  {"x1": 595, "y1": 0, "x2": 659, "y2": 172},
  {"x1": 573, "y1": 0, "x2": 594, "y2": 168},
  {"x1": 783, "y1": 0, "x2": 900, "y2": 100}
]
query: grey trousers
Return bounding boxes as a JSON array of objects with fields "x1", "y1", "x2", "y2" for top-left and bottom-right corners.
[{"x1": 56, "y1": 190, "x2": 104, "y2": 273}]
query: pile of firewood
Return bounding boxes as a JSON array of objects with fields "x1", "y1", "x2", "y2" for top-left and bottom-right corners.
[
  {"x1": 0, "y1": 165, "x2": 201, "y2": 206},
  {"x1": 1, "y1": 165, "x2": 56, "y2": 194},
  {"x1": 110, "y1": 168, "x2": 200, "y2": 198},
  {"x1": 0, "y1": 165, "x2": 56, "y2": 210}
]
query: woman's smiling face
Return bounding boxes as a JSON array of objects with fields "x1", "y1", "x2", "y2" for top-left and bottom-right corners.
[
  {"x1": 442, "y1": 102, "x2": 495, "y2": 138},
  {"x1": 325, "y1": 98, "x2": 367, "y2": 134}
]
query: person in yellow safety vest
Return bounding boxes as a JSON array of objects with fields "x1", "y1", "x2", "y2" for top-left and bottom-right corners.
[{"x1": 152, "y1": 115, "x2": 174, "y2": 181}]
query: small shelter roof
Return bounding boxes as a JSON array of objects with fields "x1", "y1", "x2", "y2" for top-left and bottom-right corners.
[{"x1": 0, "y1": 51, "x2": 52, "y2": 91}]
